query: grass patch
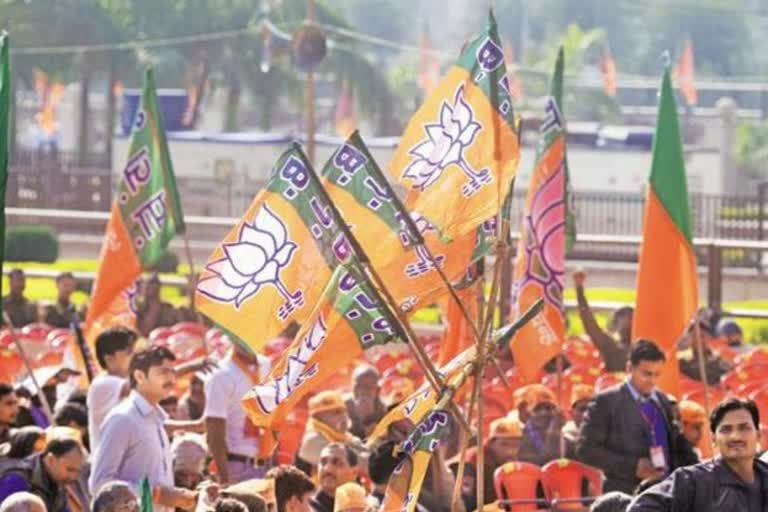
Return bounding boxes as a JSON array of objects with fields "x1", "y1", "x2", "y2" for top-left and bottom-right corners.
[{"x1": 5, "y1": 259, "x2": 768, "y2": 342}]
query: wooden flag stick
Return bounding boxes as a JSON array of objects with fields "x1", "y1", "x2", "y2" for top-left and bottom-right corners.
[
  {"x1": 182, "y1": 233, "x2": 197, "y2": 312},
  {"x1": 2, "y1": 312, "x2": 54, "y2": 421},
  {"x1": 353, "y1": 135, "x2": 514, "y2": 390},
  {"x1": 474, "y1": 247, "x2": 504, "y2": 510},
  {"x1": 692, "y1": 318, "x2": 712, "y2": 417},
  {"x1": 360, "y1": 260, "x2": 472, "y2": 436},
  {"x1": 303, "y1": 160, "x2": 472, "y2": 434}
]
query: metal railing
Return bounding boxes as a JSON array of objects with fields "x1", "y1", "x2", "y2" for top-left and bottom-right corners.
[{"x1": 7, "y1": 206, "x2": 768, "y2": 317}]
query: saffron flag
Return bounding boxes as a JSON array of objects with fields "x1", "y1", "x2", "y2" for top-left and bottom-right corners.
[
  {"x1": 196, "y1": 145, "x2": 354, "y2": 354},
  {"x1": 320, "y1": 131, "x2": 485, "y2": 314},
  {"x1": 380, "y1": 410, "x2": 452, "y2": 512},
  {"x1": 418, "y1": 22, "x2": 440, "y2": 94},
  {"x1": 504, "y1": 40, "x2": 524, "y2": 101},
  {"x1": 676, "y1": 39, "x2": 697, "y2": 106},
  {"x1": 242, "y1": 264, "x2": 399, "y2": 427},
  {"x1": 508, "y1": 47, "x2": 570, "y2": 382},
  {"x1": 0, "y1": 34, "x2": 9, "y2": 318},
  {"x1": 632, "y1": 67, "x2": 698, "y2": 396},
  {"x1": 334, "y1": 81, "x2": 356, "y2": 137},
  {"x1": 390, "y1": 11, "x2": 520, "y2": 241},
  {"x1": 368, "y1": 345, "x2": 476, "y2": 445},
  {"x1": 85, "y1": 68, "x2": 185, "y2": 335},
  {"x1": 600, "y1": 46, "x2": 617, "y2": 97},
  {"x1": 436, "y1": 280, "x2": 480, "y2": 366}
]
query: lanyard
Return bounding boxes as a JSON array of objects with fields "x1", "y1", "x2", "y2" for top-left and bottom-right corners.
[{"x1": 637, "y1": 399, "x2": 660, "y2": 445}]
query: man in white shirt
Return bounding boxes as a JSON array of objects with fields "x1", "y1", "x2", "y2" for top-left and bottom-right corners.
[
  {"x1": 204, "y1": 343, "x2": 271, "y2": 485},
  {"x1": 89, "y1": 346, "x2": 197, "y2": 511},
  {"x1": 87, "y1": 327, "x2": 137, "y2": 452}
]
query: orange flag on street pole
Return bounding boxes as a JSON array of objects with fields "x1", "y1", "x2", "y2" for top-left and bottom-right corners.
[{"x1": 676, "y1": 39, "x2": 697, "y2": 106}]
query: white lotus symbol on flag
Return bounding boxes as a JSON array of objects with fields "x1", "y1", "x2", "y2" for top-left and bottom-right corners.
[
  {"x1": 402, "y1": 85, "x2": 492, "y2": 197},
  {"x1": 197, "y1": 203, "x2": 304, "y2": 319}
]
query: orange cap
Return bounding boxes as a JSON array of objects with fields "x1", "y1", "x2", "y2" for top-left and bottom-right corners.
[
  {"x1": 570, "y1": 384, "x2": 595, "y2": 408},
  {"x1": 527, "y1": 386, "x2": 557, "y2": 411},
  {"x1": 513, "y1": 384, "x2": 551, "y2": 408},
  {"x1": 333, "y1": 482, "x2": 368, "y2": 512},
  {"x1": 679, "y1": 400, "x2": 707, "y2": 425},
  {"x1": 308, "y1": 390, "x2": 346, "y2": 416},
  {"x1": 489, "y1": 417, "x2": 523, "y2": 439}
]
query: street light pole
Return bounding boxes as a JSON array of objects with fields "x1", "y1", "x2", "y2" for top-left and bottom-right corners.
[{"x1": 305, "y1": 0, "x2": 317, "y2": 166}]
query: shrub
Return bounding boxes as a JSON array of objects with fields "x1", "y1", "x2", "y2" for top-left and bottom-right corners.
[{"x1": 5, "y1": 225, "x2": 58, "y2": 263}]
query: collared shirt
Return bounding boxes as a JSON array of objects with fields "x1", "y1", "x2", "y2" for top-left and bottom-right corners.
[
  {"x1": 625, "y1": 379, "x2": 662, "y2": 405},
  {"x1": 89, "y1": 391, "x2": 173, "y2": 511}
]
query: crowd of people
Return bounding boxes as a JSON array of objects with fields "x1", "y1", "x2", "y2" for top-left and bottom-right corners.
[{"x1": 0, "y1": 268, "x2": 766, "y2": 512}]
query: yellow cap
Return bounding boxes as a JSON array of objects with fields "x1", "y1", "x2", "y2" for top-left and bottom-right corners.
[
  {"x1": 679, "y1": 400, "x2": 707, "y2": 425},
  {"x1": 333, "y1": 482, "x2": 368, "y2": 512},
  {"x1": 489, "y1": 417, "x2": 523, "y2": 439},
  {"x1": 308, "y1": 390, "x2": 346, "y2": 416}
]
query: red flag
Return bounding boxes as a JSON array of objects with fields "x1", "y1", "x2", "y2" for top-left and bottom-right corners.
[{"x1": 676, "y1": 39, "x2": 697, "y2": 106}]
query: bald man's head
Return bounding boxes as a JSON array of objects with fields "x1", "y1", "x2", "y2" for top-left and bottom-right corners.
[{"x1": 0, "y1": 492, "x2": 47, "y2": 512}]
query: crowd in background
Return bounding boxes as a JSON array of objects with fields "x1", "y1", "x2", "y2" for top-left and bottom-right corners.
[{"x1": 0, "y1": 268, "x2": 766, "y2": 512}]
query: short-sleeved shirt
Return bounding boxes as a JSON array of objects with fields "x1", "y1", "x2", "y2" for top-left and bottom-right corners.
[
  {"x1": 87, "y1": 373, "x2": 127, "y2": 450},
  {"x1": 203, "y1": 356, "x2": 271, "y2": 458}
]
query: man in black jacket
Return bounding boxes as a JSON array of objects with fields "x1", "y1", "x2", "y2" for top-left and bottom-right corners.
[
  {"x1": 629, "y1": 397, "x2": 768, "y2": 511},
  {"x1": 577, "y1": 340, "x2": 698, "y2": 494}
]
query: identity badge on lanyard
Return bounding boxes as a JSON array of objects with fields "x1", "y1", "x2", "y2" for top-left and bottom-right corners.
[{"x1": 639, "y1": 402, "x2": 667, "y2": 470}]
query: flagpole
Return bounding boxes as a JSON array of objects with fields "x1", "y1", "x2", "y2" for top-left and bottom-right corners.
[
  {"x1": 2, "y1": 312, "x2": 54, "y2": 421},
  {"x1": 304, "y1": 159, "x2": 472, "y2": 435},
  {"x1": 181, "y1": 233, "x2": 196, "y2": 312},
  {"x1": 692, "y1": 318, "x2": 712, "y2": 417},
  {"x1": 353, "y1": 133, "x2": 513, "y2": 390}
]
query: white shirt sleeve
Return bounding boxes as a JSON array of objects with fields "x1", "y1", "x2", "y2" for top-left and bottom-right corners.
[
  {"x1": 89, "y1": 412, "x2": 135, "y2": 494},
  {"x1": 203, "y1": 371, "x2": 231, "y2": 419}
]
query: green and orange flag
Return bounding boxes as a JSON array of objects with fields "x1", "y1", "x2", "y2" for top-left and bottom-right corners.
[
  {"x1": 85, "y1": 69, "x2": 185, "y2": 337},
  {"x1": 320, "y1": 131, "x2": 485, "y2": 314},
  {"x1": 0, "y1": 34, "x2": 10, "y2": 318},
  {"x1": 242, "y1": 263, "x2": 400, "y2": 428},
  {"x1": 196, "y1": 144, "x2": 356, "y2": 354},
  {"x1": 508, "y1": 48, "x2": 572, "y2": 382},
  {"x1": 380, "y1": 409, "x2": 452, "y2": 512},
  {"x1": 632, "y1": 66, "x2": 698, "y2": 396},
  {"x1": 389, "y1": 10, "x2": 520, "y2": 241}
]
